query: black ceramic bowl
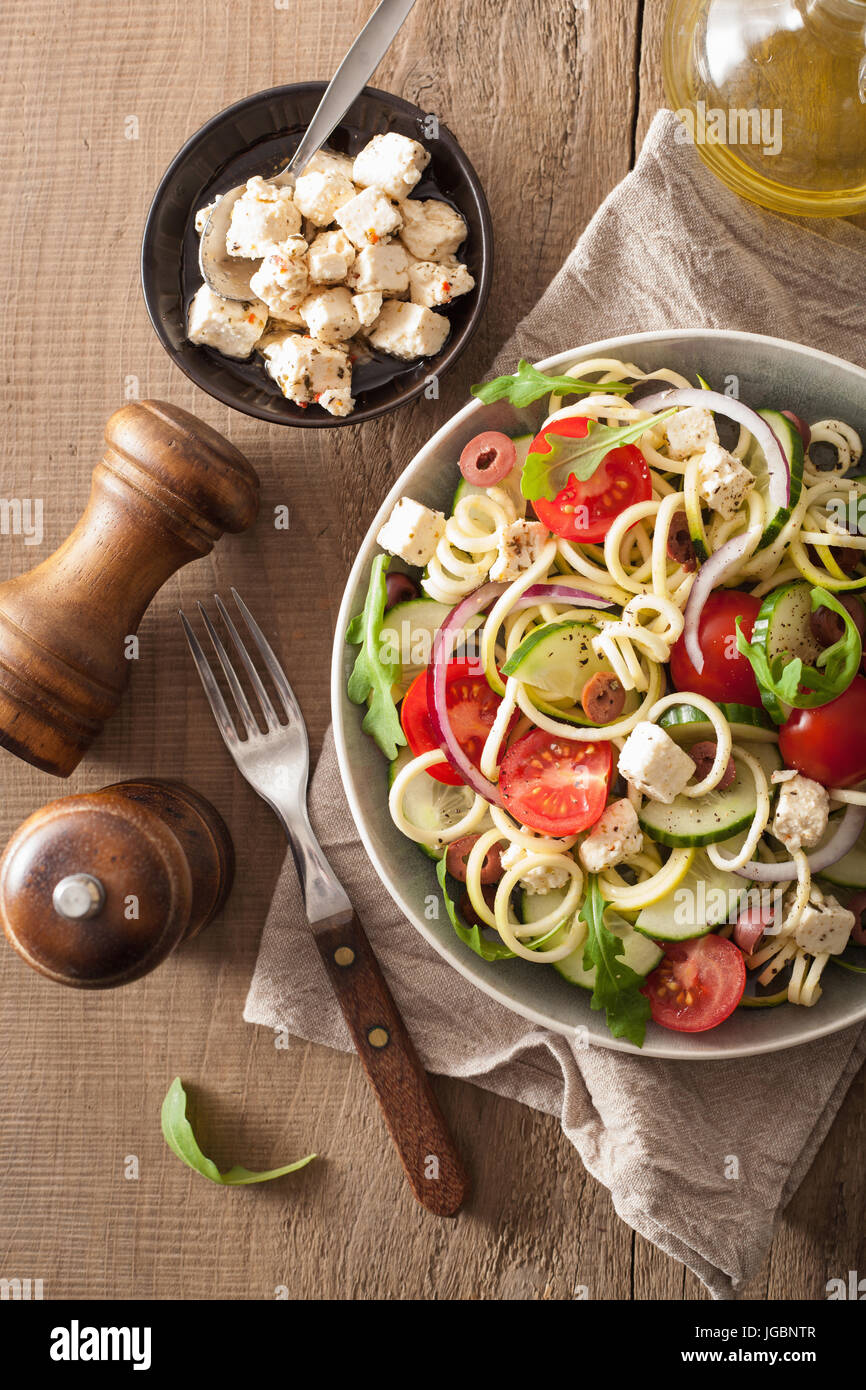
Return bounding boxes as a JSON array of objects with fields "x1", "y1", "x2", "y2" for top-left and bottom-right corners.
[{"x1": 141, "y1": 83, "x2": 493, "y2": 428}]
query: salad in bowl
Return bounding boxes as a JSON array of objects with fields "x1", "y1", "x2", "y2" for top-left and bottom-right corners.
[{"x1": 336, "y1": 331, "x2": 866, "y2": 1055}]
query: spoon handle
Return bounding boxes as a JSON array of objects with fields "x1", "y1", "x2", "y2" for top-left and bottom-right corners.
[{"x1": 288, "y1": 0, "x2": 419, "y2": 175}]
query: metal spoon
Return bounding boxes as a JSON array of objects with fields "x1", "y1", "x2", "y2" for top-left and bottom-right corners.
[{"x1": 200, "y1": 0, "x2": 419, "y2": 300}]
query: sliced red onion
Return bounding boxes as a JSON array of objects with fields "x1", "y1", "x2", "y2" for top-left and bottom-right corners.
[
  {"x1": 638, "y1": 387, "x2": 791, "y2": 515},
  {"x1": 520, "y1": 582, "x2": 614, "y2": 609},
  {"x1": 682, "y1": 531, "x2": 756, "y2": 673},
  {"x1": 426, "y1": 582, "x2": 612, "y2": 797},
  {"x1": 720, "y1": 803, "x2": 866, "y2": 881}
]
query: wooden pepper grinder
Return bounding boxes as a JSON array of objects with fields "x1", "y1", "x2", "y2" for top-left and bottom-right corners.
[
  {"x1": 0, "y1": 400, "x2": 259, "y2": 776},
  {"x1": 0, "y1": 779, "x2": 235, "y2": 988}
]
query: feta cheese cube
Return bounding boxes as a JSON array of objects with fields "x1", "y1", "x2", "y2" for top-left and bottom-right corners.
[
  {"x1": 352, "y1": 132, "x2": 431, "y2": 201},
  {"x1": 618, "y1": 723, "x2": 696, "y2": 804},
  {"x1": 352, "y1": 291, "x2": 383, "y2": 328},
  {"x1": 698, "y1": 442, "x2": 755, "y2": 520},
  {"x1": 334, "y1": 186, "x2": 403, "y2": 247},
  {"x1": 500, "y1": 841, "x2": 571, "y2": 895},
  {"x1": 793, "y1": 891, "x2": 854, "y2": 956},
  {"x1": 366, "y1": 301, "x2": 449, "y2": 360},
  {"x1": 376, "y1": 497, "x2": 445, "y2": 568},
  {"x1": 346, "y1": 243, "x2": 410, "y2": 296},
  {"x1": 298, "y1": 286, "x2": 360, "y2": 343},
  {"x1": 261, "y1": 333, "x2": 352, "y2": 407},
  {"x1": 408, "y1": 258, "x2": 475, "y2": 308},
  {"x1": 489, "y1": 519, "x2": 548, "y2": 582},
  {"x1": 772, "y1": 774, "x2": 829, "y2": 851},
  {"x1": 299, "y1": 149, "x2": 356, "y2": 181},
  {"x1": 226, "y1": 176, "x2": 301, "y2": 258},
  {"x1": 194, "y1": 196, "x2": 221, "y2": 235},
  {"x1": 578, "y1": 800, "x2": 643, "y2": 874},
  {"x1": 292, "y1": 169, "x2": 356, "y2": 227},
  {"x1": 187, "y1": 285, "x2": 268, "y2": 358},
  {"x1": 398, "y1": 198, "x2": 467, "y2": 260},
  {"x1": 248, "y1": 237, "x2": 309, "y2": 318},
  {"x1": 307, "y1": 229, "x2": 355, "y2": 284},
  {"x1": 317, "y1": 385, "x2": 355, "y2": 418},
  {"x1": 665, "y1": 406, "x2": 719, "y2": 460}
]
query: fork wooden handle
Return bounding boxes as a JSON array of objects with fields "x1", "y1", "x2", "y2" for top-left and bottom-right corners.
[{"x1": 315, "y1": 909, "x2": 470, "y2": 1217}]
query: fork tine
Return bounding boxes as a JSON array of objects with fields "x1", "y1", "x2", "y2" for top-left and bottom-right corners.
[
  {"x1": 179, "y1": 610, "x2": 239, "y2": 748},
  {"x1": 214, "y1": 593, "x2": 281, "y2": 732},
  {"x1": 230, "y1": 587, "x2": 305, "y2": 726},
  {"x1": 197, "y1": 602, "x2": 261, "y2": 740}
]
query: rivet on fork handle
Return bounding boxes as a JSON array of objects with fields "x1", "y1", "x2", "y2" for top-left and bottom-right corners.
[{"x1": 315, "y1": 907, "x2": 470, "y2": 1218}]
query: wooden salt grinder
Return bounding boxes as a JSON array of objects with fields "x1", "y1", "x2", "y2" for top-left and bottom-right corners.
[
  {"x1": 0, "y1": 400, "x2": 259, "y2": 776},
  {"x1": 0, "y1": 779, "x2": 235, "y2": 988}
]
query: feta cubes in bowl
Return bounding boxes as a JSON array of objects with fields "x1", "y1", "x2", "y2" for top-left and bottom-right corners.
[{"x1": 141, "y1": 83, "x2": 492, "y2": 427}]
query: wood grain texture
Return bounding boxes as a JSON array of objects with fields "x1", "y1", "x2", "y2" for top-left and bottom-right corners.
[{"x1": 0, "y1": 0, "x2": 862, "y2": 1301}]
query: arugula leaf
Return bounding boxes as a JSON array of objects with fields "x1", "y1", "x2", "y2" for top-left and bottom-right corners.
[
  {"x1": 346, "y1": 553, "x2": 407, "y2": 760},
  {"x1": 435, "y1": 857, "x2": 514, "y2": 961},
  {"x1": 521, "y1": 409, "x2": 678, "y2": 502},
  {"x1": 161, "y1": 1077, "x2": 315, "y2": 1185},
  {"x1": 471, "y1": 359, "x2": 630, "y2": 409},
  {"x1": 579, "y1": 877, "x2": 651, "y2": 1048},
  {"x1": 735, "y1": 586, "x2": 862, "y2": 722}
]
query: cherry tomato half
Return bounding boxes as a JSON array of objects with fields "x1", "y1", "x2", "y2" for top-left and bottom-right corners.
[
  {"x1": 643, "y1": 935, "x2": 746, "y2": 1033},
  {"x1": 498, "y1": 728, "x2": 612, "y2": 835},
  {"x1": 779, "y1": 675, "x2": 866, "y2": 788},
  {"x1": 529, "y1": 416, "x2": 652, "y2": 543},
  {"x1": 669, "y1": 591, "x2": 763, "y2": 708},
  {"x1": 400, "y1": 660, "x2": 506, "y2": 786}
]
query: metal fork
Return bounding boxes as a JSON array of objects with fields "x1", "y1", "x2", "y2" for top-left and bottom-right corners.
[{"x1": 180, "y1": 589, "x2": 469, "y2": 1217}]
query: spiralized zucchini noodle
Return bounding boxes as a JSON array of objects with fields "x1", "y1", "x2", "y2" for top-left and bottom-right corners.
[{"x1": 362, "y1": 352, "x2": 866, "y2": 1033}]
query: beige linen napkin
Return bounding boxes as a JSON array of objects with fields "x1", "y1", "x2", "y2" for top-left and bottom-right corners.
[{"x1": 245, "y1": 111, "x2": 866, "y2": 1299}]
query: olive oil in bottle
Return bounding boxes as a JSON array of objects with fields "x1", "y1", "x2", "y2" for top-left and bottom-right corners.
[{"x1": 664, "y1": 0, "x2": 866, "y2": 215}]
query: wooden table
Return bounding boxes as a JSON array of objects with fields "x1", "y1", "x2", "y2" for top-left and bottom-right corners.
[{"x1": 1, "y1": 0, "x2": 864, "y2": 1302}]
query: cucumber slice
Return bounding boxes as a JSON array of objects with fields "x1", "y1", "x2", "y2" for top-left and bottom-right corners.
[
  {"x1": 503, "y1": 620, "x2": 604, "y2": 703},
  {"x1": 637, "y1": 743, "x2": 782, "y2": 847},
  {"x1": 749, "y1": 580, "x2": 823, "y2": 723},
  {"x1": 388, "y1": 746, "x2": 475, "y2": 860},
  {"x1": 634, "y1": 843, "x2": 750, "y2": 941},
  {"x1": 752, "y1": 580, "x2": 823, "y2": 666},
  {"x1": 501, "y1": 619, "x2": 639, "y2": 726},
  {"x1": 384, "y1": 597, "x2": 482, "y2": 698},
  {"x1": 748, "y1": 408, "x2": 804, "y2": 551},
  {"x1": 452, "y1": 433, "x2": 532, "y2": 514},
  {"x1": 659, "y1": 701, "x2": 776, "y2": 743},
  {"x1": 519, "y1": 890, "x2": 662, "y2": 987},
  {"x1": 814, "y1": 820, "x2": 866, "y2": 890},
  {"x1": 684, "y1": 483, "x2": 710, "y2": 563}
]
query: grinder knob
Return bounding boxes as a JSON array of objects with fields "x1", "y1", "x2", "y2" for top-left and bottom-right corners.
[{"x1": 0, "y1": 779, "x2": 234, "y2": 988}]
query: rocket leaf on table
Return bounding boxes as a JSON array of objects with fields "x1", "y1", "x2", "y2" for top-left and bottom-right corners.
[
  {"x1": 346, "y1": 552, "x2": 407, "y2": 761},
  {"x1": 161, "y1": 1077, "x2": 315, "y2": 1186}
]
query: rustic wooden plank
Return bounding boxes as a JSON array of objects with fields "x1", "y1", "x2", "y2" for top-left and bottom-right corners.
[{"x1": 4, "y1": 0, "x2": 858, "y2": 1305}]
